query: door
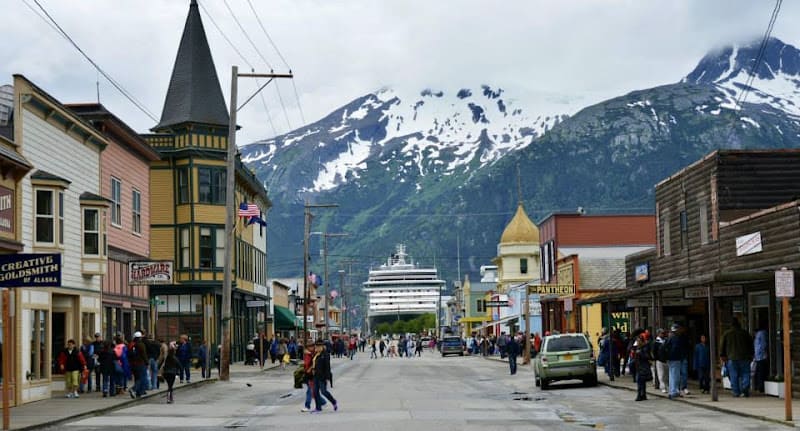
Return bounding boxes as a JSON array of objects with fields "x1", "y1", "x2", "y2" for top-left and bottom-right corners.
[
  {"x1": 51, "y1": 312, "x2": 66, "y2": 375},
  {"x1": 122, "y1": 312, "x2": 132, "y2": 341}
]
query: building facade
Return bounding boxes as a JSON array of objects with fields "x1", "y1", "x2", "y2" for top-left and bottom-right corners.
[
  {"x1": 621, "y1": 150, "x2": 800, "y2": 394},
  {"x1": 68, "y1": 104, "x2": 161, "y2": 341},
  {"x1": 143, "y1": 1, "x2": 270, "y2": 360},
  {"x1": 12, "y1": 75, "x2": 109, "y2": 403}
]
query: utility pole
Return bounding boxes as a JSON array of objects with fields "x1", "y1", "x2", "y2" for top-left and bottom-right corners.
[
  {"x1": 338, "y1": 269, "x2": 346, "y2": 332},
  {"x1": 319, "y1": 232, "x2": 348, "y2": 337},
  {"x1": 301, "y1": 204, "x2": 338, "y2": 348},
  {"x1": 221, "y1": 66, "x2": 292, "y2": 381}
]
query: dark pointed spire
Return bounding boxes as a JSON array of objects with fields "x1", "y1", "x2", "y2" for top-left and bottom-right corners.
[{"x1": 153, "y1": 0, "x2": 229, "y2": 131}]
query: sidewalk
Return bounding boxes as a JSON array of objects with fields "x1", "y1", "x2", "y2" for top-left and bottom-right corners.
[
  {"x1": 483, "y1": 355, "x2": 798, "y2": 427},
  {"x1": 5, "y1": 362, "x2": 281, "y2": 431}
]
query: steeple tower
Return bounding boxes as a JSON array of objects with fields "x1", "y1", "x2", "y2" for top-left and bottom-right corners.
[{"x1": 153, "y1": 0, "x2": 229, "y2": 131}]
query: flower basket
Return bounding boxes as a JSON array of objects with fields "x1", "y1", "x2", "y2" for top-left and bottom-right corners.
[{"x1": 764, "y1": 380, "x2": 785, "y2": 399}]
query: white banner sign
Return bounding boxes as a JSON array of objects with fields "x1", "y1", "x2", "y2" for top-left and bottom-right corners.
[
  {"x1": 776, "y1": 269, "x2": 795, "y2": 298},
  {"x1": 735, "y1": 232, "x2": 762, "y2": 257},
  {"x1": 129, "y1": 261, "x2": 173, "y2": 285}
]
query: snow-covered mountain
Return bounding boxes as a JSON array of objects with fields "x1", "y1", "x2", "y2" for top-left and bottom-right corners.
[
  {"x1": 242, "y1": 85, "x2": 570, "y2": 195},
  {"x1": 245, "y1": 37, "x2": 800, "y2": 280}
]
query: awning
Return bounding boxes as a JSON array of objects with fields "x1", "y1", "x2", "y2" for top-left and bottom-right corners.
[
  {"x1": 459, "y1": 316, "x2": 490, "y2": 323},
  {"x1": 274, "y1": 305, "x2": 299, "y2": 330}
]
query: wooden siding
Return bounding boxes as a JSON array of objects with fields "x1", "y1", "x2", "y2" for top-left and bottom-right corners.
[
  {"x1": 718, "y1": 203, "x2": 800, "y2": 272},
  {"x1": 102, "y1": 259, "x2": 149, "y2": 299},
  {"x1": 20, "y1": 108, "x2": 102, "y2": 292},
  {"x1": 554, "y1": 215, "x2": 655, "y2": 246},
  {"x1": 194, "y1": 204, "x2": 225, "y2": 222},
  {"x1": 150, "y1": 169, "x2": 174, "y2": 225},
  {"x1": 716, "y1": 151, "x2": 800, "y2": 213},
  {"x1": 101, "y1": 135, "x2": 150, "y2": 258},
  {"x1": 149, "y1": 228, "x2": 175, "y2": 261},
  {"x1": 176, "y1": 205, "x2": 192, "y2": 224}
]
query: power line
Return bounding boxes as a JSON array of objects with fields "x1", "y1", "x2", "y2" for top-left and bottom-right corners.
[{"x1": 28, "y1": 0, "x2": 158, "y2": 122}]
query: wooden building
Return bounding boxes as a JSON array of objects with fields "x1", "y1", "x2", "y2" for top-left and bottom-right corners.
[
  {"x1": 142, "y1": 1, "x2": 270, "y2": 360},
  {"x1": 623, "y1": 150, "x2": 800, "y2": 394}
]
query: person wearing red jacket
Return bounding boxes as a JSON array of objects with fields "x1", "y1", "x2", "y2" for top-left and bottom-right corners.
[{"x1": 58, "y1": 339, "x2": 87, "y2": 399}]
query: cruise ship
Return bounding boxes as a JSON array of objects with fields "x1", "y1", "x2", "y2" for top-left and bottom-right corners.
[{"x1": 363, "y1": 245, "x2": 446, "y2": 330}]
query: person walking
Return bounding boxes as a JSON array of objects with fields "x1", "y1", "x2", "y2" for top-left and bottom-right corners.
[
  {"x1": 177, "y1": 335, "x2": 192, "y2": 384},
  {"x1": 664, "y1": 323, "x2": 689, "y2": 399},
  {"x1": 507, "y1": 335, "x2": 520, "y2": 375},
  {"x1": 311, "y1": 341, "x2": 338, "y2": 413},
  {"x1": 415, "y1": 338, "x2": 423, "y2": 357},
  {"x1": 278, "y1": 339, "x2": 289, "y2": 370},
  {"x1": 300, "y1": 343, "x2": 322, "y2": 412},
  {"x1": 653, "y1": 329, "x2": 669, "y2": 393},
  {"x1": 370, "y1": 340, "x2": 378, "y2": 359},
  {"x1": 632, "y1": 330, "x2": 652, "y2": 401},
  {"x1": 91, "y1": 332, "x2": 103, "y2": 393},
  {"x1": 98, "y1": 340, "x2": 116, "y2": 397},
  {"x1": 113, "y1": 335, "x2": 130, "y2": 395},
  {"x1": 693, "y1": 334, "x2": 711, "y2": 394},
  {"x1": 753, "y1": 321, "x2": 768, "y2": 394},
  {"x1": 720, "y1": 318, "x2": 754, "y2": 397},
  {"x1": 198, "y1": 341, "x2": 209, "y2": 378},
  {"x1": 58, "y1": 339, "x2": 87, "y2": 398},
  {"x1": 79, "y1": 337, "x2": 95, "y2": 393},
  {"x1": 379, "y1": 339, "x2": 385, "y2": 358},
  {"x1": 159, "y1": 342, "x2": 181, "y2": 404},
  {"x1": 128, "y1": 331, "x2": 149, "y2": 399},
  {"x1": 146, "y1": 335, "x2": 161, "y2": 390},
  {"x1": 348, "y1": 336, "x2": 357, "y2": 360}
]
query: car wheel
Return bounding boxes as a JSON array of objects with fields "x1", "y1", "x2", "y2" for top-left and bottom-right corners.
[
  {"x1": 459, "y1": 352, "x2": 464, "y2": 356},
  {"x1": 441, "y1": 353, "x2": 446, "y2": 357},
  {"x1": 586, "y1": 374, "x2": 598, "y2": 387},
  {"x1": 541, "y1": 378, "x2": 549, "y2": 390},
  {"x1": 534, "y1": 377, "x2": 540, "y2": 387}
]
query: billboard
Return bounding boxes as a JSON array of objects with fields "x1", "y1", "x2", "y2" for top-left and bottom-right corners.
[{"x1": 0, "y1": 253, "x2": 61, "y2": 287}]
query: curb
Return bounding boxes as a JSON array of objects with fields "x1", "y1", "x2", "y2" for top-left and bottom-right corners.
[{"x1": 598, "y1": 380, "x2": 795, "y2": 428}]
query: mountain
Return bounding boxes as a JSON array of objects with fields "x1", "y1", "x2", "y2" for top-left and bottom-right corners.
[{"x1": 243, "y1": 37, "x2": 800, "y2": 284}]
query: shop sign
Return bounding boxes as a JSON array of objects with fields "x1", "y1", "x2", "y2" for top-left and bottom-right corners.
[
  {"x1": 735, "y1": 232, "x2": 762, "y2": 257},
  {"x1": 528, "y1": 284, "x2": 575, "y2": 296},
  {"x1": 0, "y1": 186, "x2": 13, "y2": 234},
  {"x1": 627, "y1": 297, "x2": 653, "y2": 307},
  {"x1": 684, "y1": 285, "x2": 743, "y2": 299},
  {"x1": 564, "y1": 297, "x2": 573, "y2": 312},
  {"x1": 0, "y1": 253, "x2": 61, "y2": 287},
  {"x1": 775, "y1": 269, "x2": 795, "y2": 298},
  {"x1": 635, "y1": 263, "x2": 650, "y2": 282},
  {"x1": 129, "y1": 261, "x2": 173, "y2": 285}
]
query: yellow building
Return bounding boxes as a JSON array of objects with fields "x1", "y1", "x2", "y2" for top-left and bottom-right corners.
[{"x1": 142, "y1": 1, "x2": 270, "y2": 360}]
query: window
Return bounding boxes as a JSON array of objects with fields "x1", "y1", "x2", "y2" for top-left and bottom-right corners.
[
  {"x1": 83, "y1": 208, "x2": 100, "y2": 256},
  {"x1": 35, "y1": 189, "x2": 54, "y2": 244},
  {"x1": 680, "y1": 210, "x2": 688, "y2": 250},
  {"x1": 698, "y1": 195, "x2": 709, "y2": 245},
  {"x1": 111, "y1": 177, "x2": 121, "y2": 226},
  {"x1": 29, "y1": 309, "x2": 47, "y2": 380},
  {"x1": 197, "y1": 167, "x2": 226, "y2": 204},
  {"x1": 58, "y1": 192, "x2": 64, "y2": 245},
  {"x1": 177, "y1": 167, "x2": 190, "y2": 204},
  {"x1": 662, "y1": 210, "x2": 671, "y2": 257},
  {"x1": 180, "y1": 227, "x2": 190, "y2": 268},
  {"x1": 520, "y1": 258, "x2": 528, "y2": 274},
  {"x1": 132, "y1": 189, "x2": 141, "y2": 234},
  {"x1": 199, "y1": 227, "x2": 213, "y2": 268},
  {"x1": 216, "y1": 228, "x2": 225, "y2": 268}
]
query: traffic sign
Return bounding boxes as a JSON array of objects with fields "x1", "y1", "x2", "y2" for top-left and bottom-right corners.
[
  {"x1": 776, "y1": 268, "x2": 795, "y2": 298},
  {"x1": 246, "y1": 300, "x2": 267, "y2": 308}
]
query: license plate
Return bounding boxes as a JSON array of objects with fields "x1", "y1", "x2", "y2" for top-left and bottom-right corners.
[{"x1": 562, "y1": 354, "x2": 573, "y2": 360}]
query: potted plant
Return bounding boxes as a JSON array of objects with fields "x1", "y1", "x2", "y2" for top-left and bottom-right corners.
[{"x1": 764, "y1": 375, "x2": 785, "y2": 398}]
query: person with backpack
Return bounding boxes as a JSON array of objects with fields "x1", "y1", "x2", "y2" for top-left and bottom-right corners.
[
  {"x1": 79, "y1": 337, "x2": 95, "y2": 393},
  {"x1": 113, "y1": 336, "x2": 131, "y2": 395},
  {"x1": 128, "y1": 331, "x2": 149, "y2": 398}
]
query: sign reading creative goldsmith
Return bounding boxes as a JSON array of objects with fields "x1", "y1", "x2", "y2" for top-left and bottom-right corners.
[
  {"x1": 528, "y1": 284, "x2": 575, "y2": 296},
  {"x1": 0, "y1": 186, "x2": 13, "y2": 234},
  {"x1": 129, "y1": 261, "x2": 173, "y2": 285},
  {"x1": 0, "y1": 253, "x2": 61, "y2": 287}
]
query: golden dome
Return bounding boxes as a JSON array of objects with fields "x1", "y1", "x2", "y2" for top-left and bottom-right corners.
[{"x1": 500, "y1": 203, "x2": 539, "y2": 244}]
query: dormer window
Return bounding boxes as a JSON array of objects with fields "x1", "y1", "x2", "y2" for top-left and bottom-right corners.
[{"x1": 79, "y1": 192, "x2": 109, "y2": 275}]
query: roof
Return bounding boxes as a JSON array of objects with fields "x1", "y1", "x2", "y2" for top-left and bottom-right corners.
[
  {"x1": 66, "y1": 103, "x2": 161, "y2": 161},
  {"x1": 31, "y1": 170, "x2": 71, "y2": 184},
  {"x1": 153, "y1": 0, "x2": 229, "y2": 131},
  {"x1": 500, "y1": 203, "x2": 539, "y2": 244},
  {"x1": 579, "y1": 258, "x2": 626, "y2": 291},
  {"x1": 79, "y1": 191, "x2": 110, "y2": 203}
]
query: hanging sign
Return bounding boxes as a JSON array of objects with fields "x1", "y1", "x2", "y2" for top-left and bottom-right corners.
[
  {"x1": 776, "y1": 269, "x2": 795, "y2": 298},
  {"x1": 129, "y1": 261, "x2": 173, "y2": 285}
]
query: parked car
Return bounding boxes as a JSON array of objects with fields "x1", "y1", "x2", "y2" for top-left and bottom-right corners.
[
  {"x1": 533, "y1": 333, "x2": 597, "y2": 389},
  {"x1": 440, "y1": 336, "x2": 464, "y2": 357}
]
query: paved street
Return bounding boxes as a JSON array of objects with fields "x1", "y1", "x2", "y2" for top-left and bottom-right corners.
[{"x1": 43, "y1": 350, "x2": 788, "y2": 431}]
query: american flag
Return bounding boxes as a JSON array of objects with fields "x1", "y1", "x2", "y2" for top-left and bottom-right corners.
[{"x1": 238, "y1": 202, "x2": 260, "y2": 217}]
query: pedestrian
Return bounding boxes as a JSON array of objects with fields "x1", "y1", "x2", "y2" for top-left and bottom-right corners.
[
  {"x1": 507, "y1": 335, "x2": 520, "y2": 375},
  {"x1": 113, "y1": 335, "x2": 130, "y2": 395},
  {"x1": 632, "y1": 330, "x2": 652, "y2": 401},
  {"x1": 159, "y1": 342, "x2": 181, "y2": 404},
  {"x1": 147, "y1": 335, "x2": 161, "y2": 390},
  {"x1": 753, "y1": 321, "x2": 768, "y2": 394},
  {"x1": 270, "y1": 337, "x2": 279, "y2": 363},
  {"x1": 533, "y1": 332, "x2": 542, "y2": 356},
  {"x1": 128, "y1": 331, "x2": 149, "y2": 398},
  {"x1": 693, "y1": 334, "x2": 710, "y2": 394},
  {"x1": 653, "y1": 329, "x2": 669, "y2": 393},
  {"x1": 288, "y1": 337, "x2": 298, "y2": 360},
  {"x1": 300, "y1": 343, "x2": 322, "y2": 412},
  {"x1": 498, "y1": 332, "x2": 508, "y2": 359},
  {"x1": 79, "y1": 337, "x2": 95, "y2": 393},
  {"x1": 279, "y1": 338, "x2": 288, "y2": 370},
  {"x1": 58, "y1": 339, "x2": 87, "y2": 398},
  {"x1": 370, "y1": 340, "x2": 378, "y2": 359},
  {"x1": 177, "y1": 334, "x2": 192, "y2": 384},
  {"x1": 348, "y1": 336, "x2": 357, "y2": 360},
  {"x1": 415, "y1": 338, "x2": 423, "y2": 357},
  {"x1": 198, "y1": 341, "x2": 209, "y2": 378},
  {"x1": 98, "y1": 340, "x2": 116, "y2": 397},
  {"x1": 379, "y1": 339, "x2": 385, "y2": 357},
  {"x1": 663, "y1": 323, "x2": 689, "y2": 399},
  {"x1": 91, "y1": 332, "x2": 103, "y2": 393},
  {"x1": 719, "y1": 318, "x2": 754, "y2": 397},
  {"x1": 311, "y1": 340, "x2": 338, "y2": 413}
]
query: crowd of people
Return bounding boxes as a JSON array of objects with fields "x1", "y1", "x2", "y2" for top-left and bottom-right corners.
[
  {"x1": 599, "y1": 317, "x2": 767, "y2": 401},
  {"x1": 56, "y1": 331, "x2": 210, "y2": 404}
]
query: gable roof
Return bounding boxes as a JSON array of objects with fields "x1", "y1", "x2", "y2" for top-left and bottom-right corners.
[{"x1": 153, "y1": 0, "x2": 229, "y2": 131}]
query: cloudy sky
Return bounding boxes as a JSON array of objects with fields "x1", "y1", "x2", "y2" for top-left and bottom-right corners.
[{"x1": 3, "y1": 0, "x2": 799, "y2": 144}]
